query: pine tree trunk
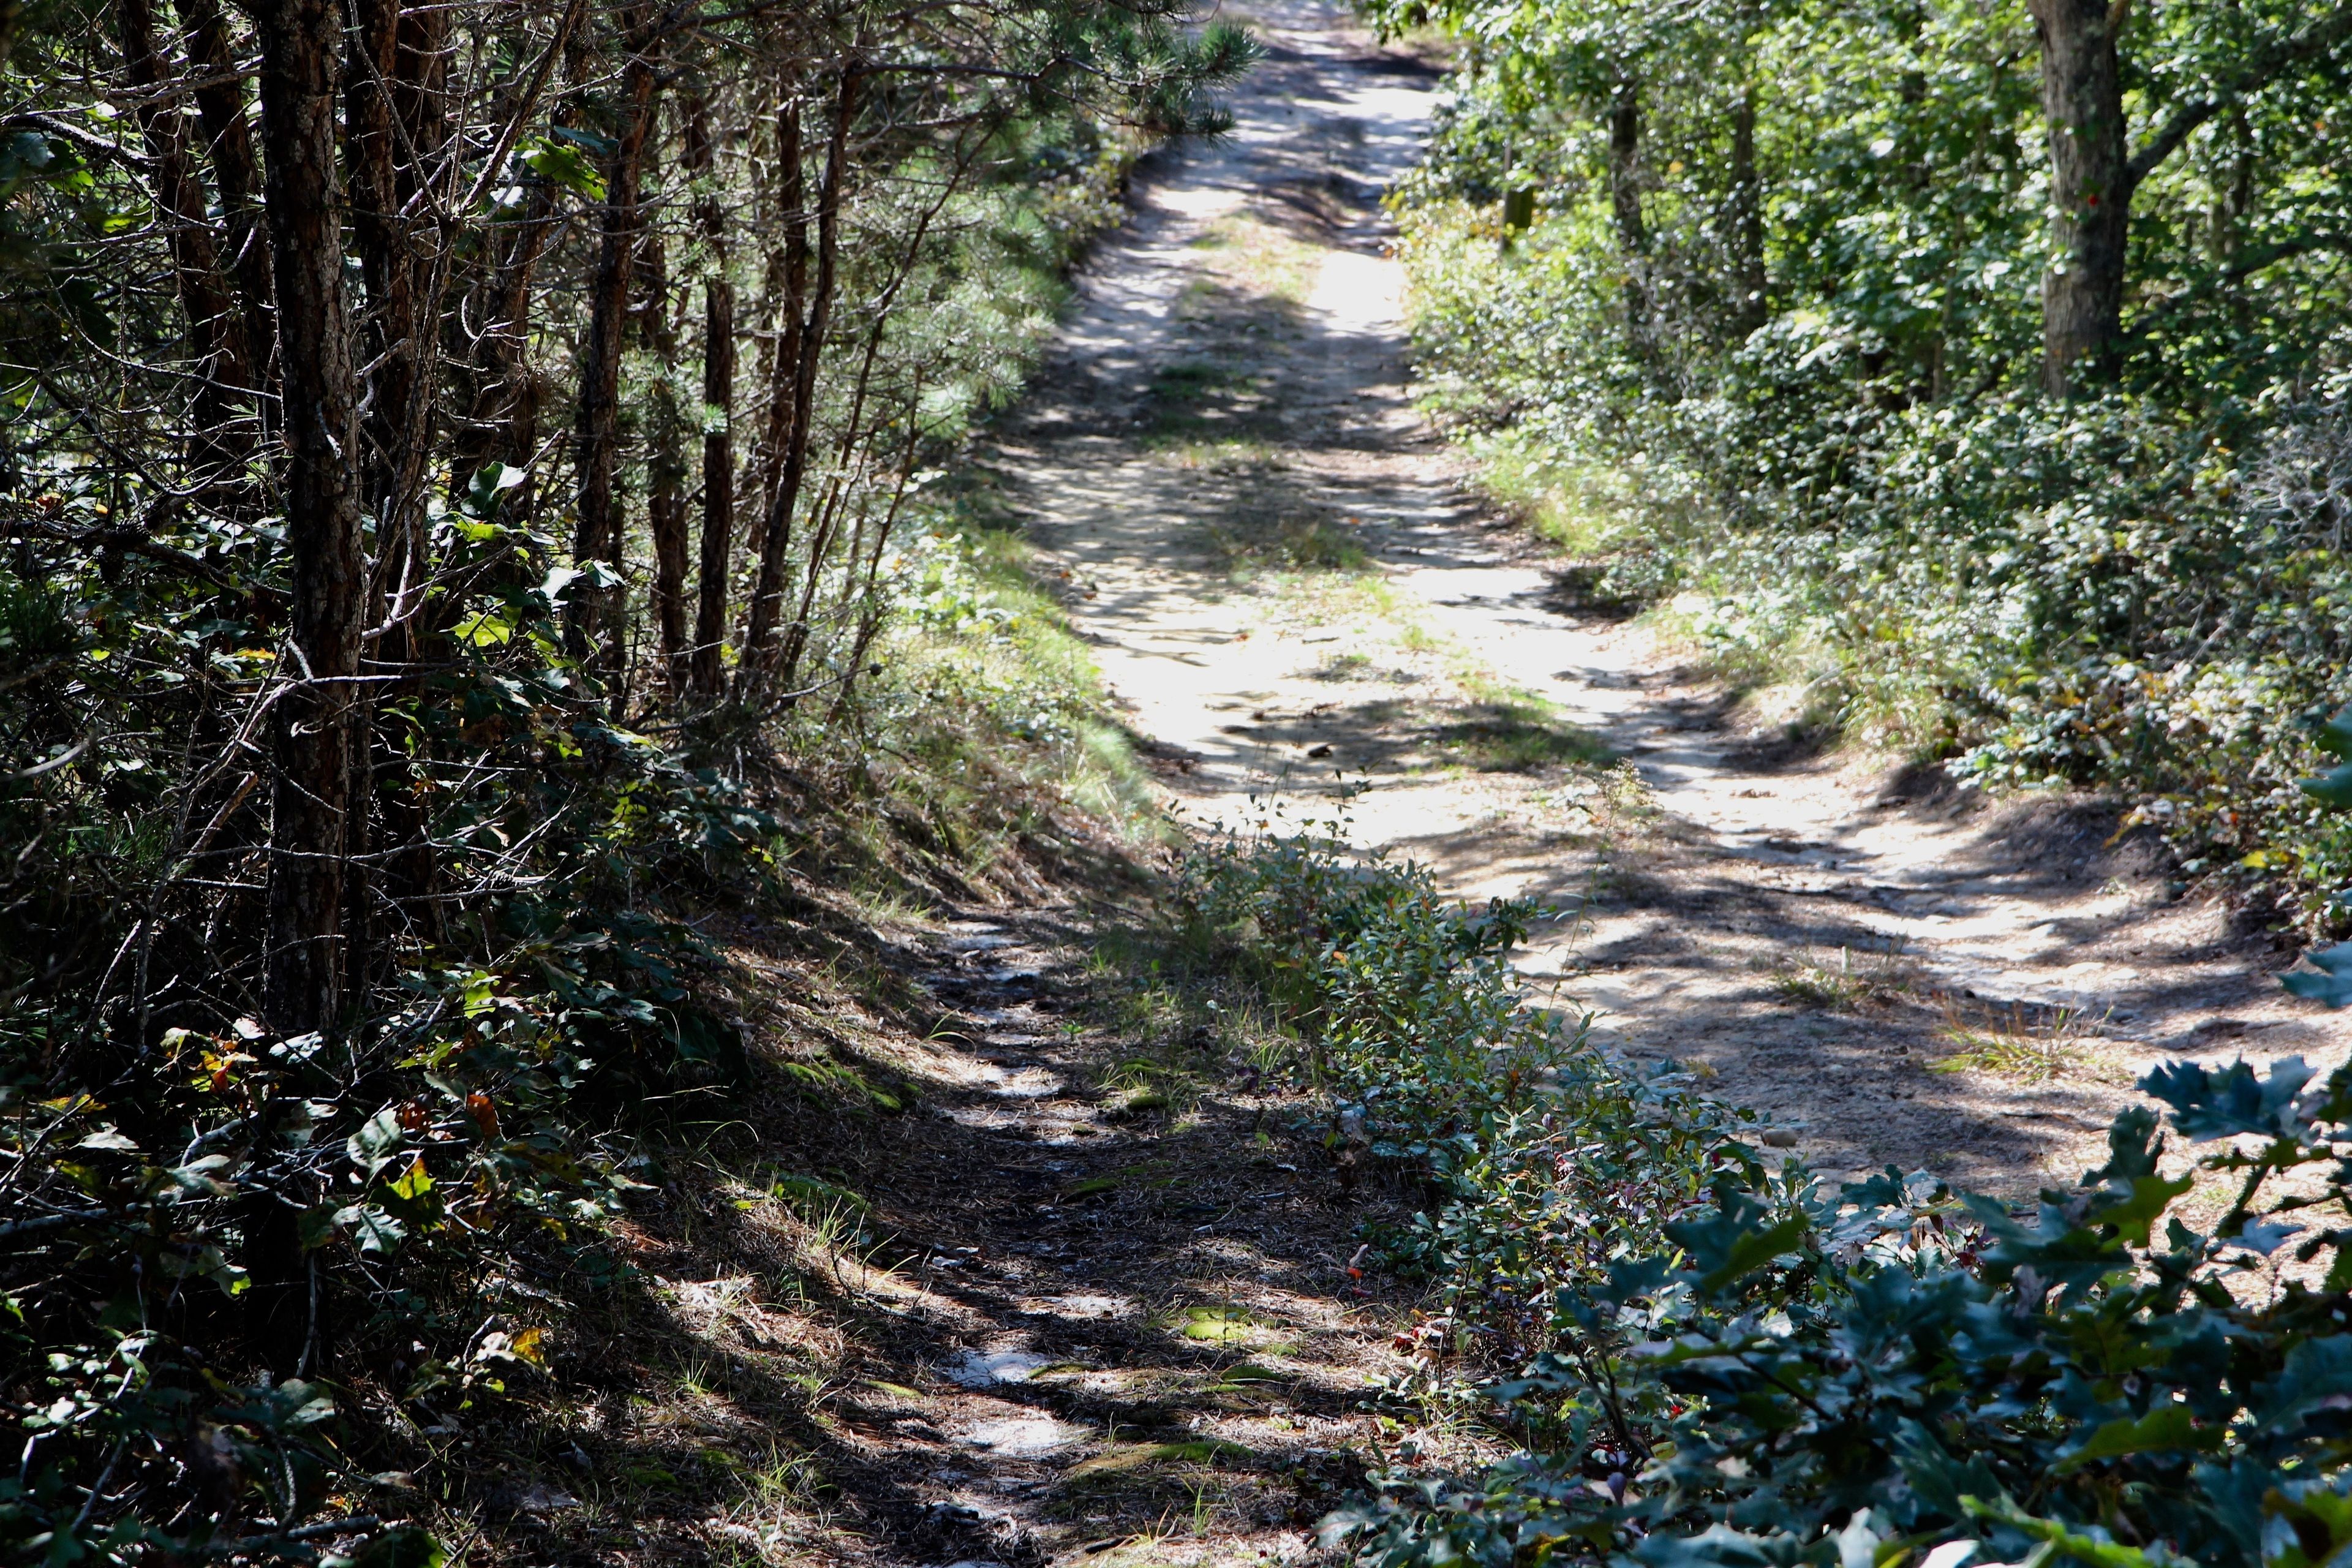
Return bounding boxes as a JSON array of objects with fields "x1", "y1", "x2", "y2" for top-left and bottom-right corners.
[
  {"x1": 688, "y1": 97, "x2": 736, "y2": 699},
  {"x1": 1607, "y1": 78, "x2": 1650, "y2": 349},
  {"x1": 741, "y1": 97, "x2": 805, "y2": 568},
  {"x1": 1729, "y1": 87, "x2": 1767, "y2": 337},
  {"x1": 175, "y1": 0, "x2": 275, "y2": 435},
  {"x1": 2028, "y1": 0, "x2": 2131, "y2": 394},
  {"x1": 694, "y1": 277, "x2": 736, "y2": 699},
  {"x1": 566, "y1": 7, "x2": 659, "y2": 659},
  {"x1": 739, "y1": 73, "x2": 854, "y2": 697},
  {"x1": 250, "y1": 0, "x2": 364, "y2": 1373},
  {"x1": 253, "y1": 0, "x2": 364, "y2": 1038},
  {"x1": 643, "y1": 226, "x2": 691, "y2": 690}
]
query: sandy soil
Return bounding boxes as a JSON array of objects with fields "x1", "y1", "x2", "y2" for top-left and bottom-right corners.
[{"x1": 989, "y1": 0, "x2": 2352, "y2": 1194}]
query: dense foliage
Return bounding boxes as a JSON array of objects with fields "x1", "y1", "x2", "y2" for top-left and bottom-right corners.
[
  {"x1": 1195, "y1": 816, "x2": 2352, "y2": 1568},
  {"x1": 0, "y1": 0, "x2": 1245, "y2": 1558},
  {"x1": 1379, "y1": 0, "x2": 2352, "y2": 909},
  {"x1": 1329, "y1": 1051, "x2": 2352, "y2": 1568}
]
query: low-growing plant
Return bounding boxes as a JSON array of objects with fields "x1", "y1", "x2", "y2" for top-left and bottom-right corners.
[
  {"x1": 1928, "y1": 997, "x2": 2106, "y2": 1083},
  {"x1": 1329, "y1": 1055, "x2": 2352, "y2": 1568},
  {"x1": 1179, "y1": 807, "x2": 1765, "y2": 1374}
]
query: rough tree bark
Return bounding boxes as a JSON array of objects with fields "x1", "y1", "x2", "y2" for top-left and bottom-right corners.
[
  {"x1": 1728, "y1": 86, "x2": 1767, "y2": 337},
  {"x1": 566, "y1": 6, "x2": 660, "y2": 660},
  {"x1": 741, "y1": 97, "x2": 805, "y2": 569},
  {"x1": 250, "y1": 0, "x2": 365, "y2": 1373},
  {"x1": 2026, "y1": 0, "x2": 2130, "y2": 395},
  {"x1": 252, "y1": 0, "x2": 364, "y2": 1036},
  {"x1": 175, "y1": 0, "x2": 274, "y2": 423},
  {"x1": 643, "y1": 222, "x2": 692, "y2": 690},
  {"x1": 1607, "y1": 77, "x2": 1651, "y2": 348}
]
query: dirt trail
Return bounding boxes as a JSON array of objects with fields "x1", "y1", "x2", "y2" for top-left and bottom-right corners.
[
  {"x1": 988, "y1": 0, "x2": 2352, "y2": 1193},
  {"x1": 764, "y1": 8, "x2": 2352, "y2": 1561}
]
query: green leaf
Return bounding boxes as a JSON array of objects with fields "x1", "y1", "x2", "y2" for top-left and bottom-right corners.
[
  {"x1": 347, "y1": 1106, "x2": 404, "y2": 1175},
  {"x1": 341, "y1": 1525, "x2": 448, "y2": 1568},
  {"x1": 388, "y1": 1153, "x2": 435, "y2": 1202},
  {"x1": 334, "y1": 1202, "x2": 406, "y2": 1255},
  {"x1": 461, "y1": 968, "x2": 497, "y2": 1018},
  {"x1": 2285, "y1": 943, "x2": 2352, "y2": 1008},
  {"x1": 2052, "y1": 1405, "x2": 2210, "y2": 1473},
  {"x1": 2138, "y1": 1057, "x2": 2313, "y2": 1140},
  {"x1": 518, "y1": 135, "x2": 605, "y2": 200},
  {"x1": 464, "y1": 462, "x2": 527, "y2": 518},
  {"x1": 1959, "y1": 1497, "x2": 2162, "y2": 1568},
  {"x1": 2089, "y1": 1172, "x2": 2194, "y2": 1246},
  {"x1": 1664, "y1": 1188, "x2": 1811, "y2": 1296},
  {"x1": 538, "y1": 565, "x2": 586, "y2": 608},
  {"x1": 451, "y1": 605, "x2": 517, "y2": 647},
  {"x1": 2302, "y1": 764, "x2": 2352, "y2": 811}
]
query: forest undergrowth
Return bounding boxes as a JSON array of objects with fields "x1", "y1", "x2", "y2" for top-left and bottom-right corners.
[
  {"x1": 0, "y1": 0, "x2": 1249, "y2": 1557},
  {"x1": 1235, "y1": 1, "x2": 2352, "y2": 1564},
  {"x1": 1185, "y1": 799, "x2": 2352, "y2": 1568},
  {"x1": 1377, "y1": 0, "x2": 2352, "y2": 927}
]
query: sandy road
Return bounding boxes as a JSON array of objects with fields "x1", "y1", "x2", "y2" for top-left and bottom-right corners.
[{"x1": 988, "y1": 0, "x2": 2351, "y2": 1193}]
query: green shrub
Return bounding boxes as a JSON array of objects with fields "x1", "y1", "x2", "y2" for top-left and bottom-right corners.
[
  {"x1": 1328, "y1": 1056, "x2": 2352, "y2": 1568},
  {"x1": 1181, "y1": 812, "x2": 1765, "y2": 1373}
]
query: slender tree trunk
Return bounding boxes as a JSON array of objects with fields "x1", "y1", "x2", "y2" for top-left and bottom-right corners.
[
  {"x1": 118, "y1": 0, "x2": 251, "y2": 474},
  {"x1": 688, "y1": 97, "x2": 735, "y2": 699},
  {"x1": 457, "y1": 193, "x2": 556, "y2": 485},
  {"x1": 251, "y1": 0, "x2": 364, "y2": 1372},
  {"x1": 566, "y1": 7, "x2": 660, "y2": 660},
  {"x1": 1728, "y1": 86, "x2": 1766, "y2": 337},
  {"x1": 176, "y1": 0, "x2": 275, "y2": 432},
  {"x1": 1607, "y1": 81, "x2": 1646, "y2": 255},
  {"x1": 1607, "y1": 78, "x2": 1650, "y2": 348},
  {"x1": 347, "y1": 0, "x2": 451, "y2": 978},
  {"x1": 693, "y1": 278, "x2": 736, "y2": 698},
  {"x1": 339, "y1": 0, "x2": 402, "y2": 990},
  {"x1": 346, "y1": 0, "x2": 424, "y2": 528},
  {"x1": 2027, "y1": 0, "x2": 2131, "y2": 394},
  {"x1": 742, "y1": 97, "x2": 805, "y2": 570},
  {"x1": 738, "y1": 72, "x2": 854, "y2": 698},
  {"x1": 254, "y1": 0, "x2": 364, "y2": 1036},
  {"x1": 777, "y1": 149, "x2": 967, "y2": 698},
  {"x1": 643, "y1": 225, "x2": 692, "y2": 689}
]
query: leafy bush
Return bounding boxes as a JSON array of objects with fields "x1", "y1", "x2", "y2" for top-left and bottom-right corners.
[
  {"x1": 1180, "y1": 812, "x2": 1765, "y2": 1374},
  {"x1": 1384, "y1": 0, "x2": 2352, "y2": 917},
  {"x1": 1329, "y1": 1054, "x2": 2352, "y2": 1568},
  {"x1": 1311, "y1": 729, "x2": 2352, "y2": 1568}
]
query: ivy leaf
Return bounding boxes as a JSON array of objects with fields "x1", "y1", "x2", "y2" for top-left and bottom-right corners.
[
  {"x1": 2052, "y1": 1405, "x2": 2212, "y2": 1473},
  {"x1": 2138, "y1": 1057, "x2": 2313, "y2": 1141},
  {"x1": 2283, "y1": 943, "x2": 2352, "y2": 1008}
]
